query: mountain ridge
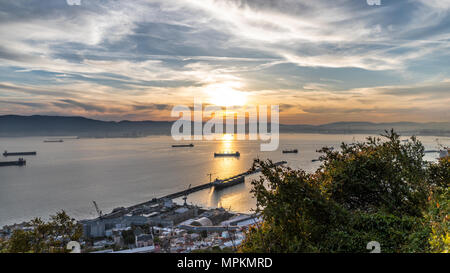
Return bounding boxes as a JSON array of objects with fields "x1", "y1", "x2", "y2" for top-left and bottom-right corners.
[{"x1": 0, "y1": 115, "x2": 449, "y2": 137}]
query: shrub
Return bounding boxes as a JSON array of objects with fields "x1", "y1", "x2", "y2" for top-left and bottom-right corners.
[{"x1": 240, "y1": 131, "x2": 445, "y2": 253}]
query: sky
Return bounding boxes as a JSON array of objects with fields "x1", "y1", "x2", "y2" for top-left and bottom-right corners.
[{"x1": 0, "y1": 0, "x2": 449, "y2": 124}]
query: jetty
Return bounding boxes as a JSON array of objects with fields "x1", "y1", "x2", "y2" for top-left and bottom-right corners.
[
  {"x1": 102, "y1": 160, "x2": 287, "y2": 219},
  {"x1": 3, "y1": 151, "x2": 37, "y2": 157},
  {"x1": 0, "y1": 158, "x2": 26, "y2": 167}
]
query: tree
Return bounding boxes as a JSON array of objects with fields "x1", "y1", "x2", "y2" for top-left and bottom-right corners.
[
  {"x1": 427, "y1": 187, "x2": 449, "y2": 253},
  {"x1": 240, "y1": 131, "x2": 445, "y2": 253},
  {"x1": 316, "y1": 130, "x2": 429, "y2": 216},
  {"x1": 121, "y1": 230, "x2": 136, "y2": 246},
  {"x1": 1, "y1": 210, "x2": 82, "y2": 253}
]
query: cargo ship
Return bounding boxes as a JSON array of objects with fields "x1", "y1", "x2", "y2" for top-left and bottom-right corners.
[
  {"x1": 3, "y1": 150, "x2": 37, "y2": 157},
  {"x1": 282, "y1": 149, "x2": 298, "y2": 154},
  {"x1": 0, "y1": 158, "x2": 26, "y2": 167},
  {"x1": 44, "y1": 139, "x2": 63, "y2": 143},
  {"x1": 214, "y1": 151, "x2": 240, "y2": 157},
  {"x1": 425, "y1": 147, "x2": 449, "y2": 159},
  {"x1": 172, "y1": 143, "x2": 194, "y2": 148},
  {"x1": 213, "y1": 175, "x2": 245, "y2": 190},
  {"x1": 439, "y1": 148, "x2": 449, "y2": 159}
]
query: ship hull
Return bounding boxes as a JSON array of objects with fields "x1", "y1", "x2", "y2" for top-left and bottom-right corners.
[
  {"x1": 214, "y1": 153, "x2": 240, "y2": 157},
  {"x1": 172, "y1": 144, "x2": 194, "y2": 148},
  {"x1": 3, "y1": 152, "x2": 37, "y2": 157},
  {"x1": 0, "y1": 160, "x2": 26, "y2": 167},
  {"x1": 214, "y1": 176, "x2": 245, "y2": 190}
]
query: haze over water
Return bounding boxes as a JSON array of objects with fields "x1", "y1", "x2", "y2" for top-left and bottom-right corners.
[{"x1": 0, "y1": 134, "x2": 447, "y2": 226}]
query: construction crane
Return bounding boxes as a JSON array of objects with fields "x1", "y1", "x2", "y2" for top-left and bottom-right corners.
[
  {"x1": 92, "y1": 201, "x2": 103, "y2": 218},
  {"x1": 206, "y1": 172, "x2": 216, "y2": 183},
  {"x1": 182, "y1": 184, "x2": 191, "y2": 206}
]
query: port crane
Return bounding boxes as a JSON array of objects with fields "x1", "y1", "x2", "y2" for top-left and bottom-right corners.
[
  {"x1": 182, "y1": 184, "x2": 191, "y2": 206},
  {"x1": 206, "y1": 172, "x2": 216, "y2": 183},
  {"x1": 92, "y1": 201, "x2": 103, "y2": 218}
]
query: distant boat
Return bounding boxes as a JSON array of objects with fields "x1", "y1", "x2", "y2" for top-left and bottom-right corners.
[
  {"x1": 3, "y1": 150, "x2": 37, "y2": 157},
  {"x1": 172, "y1": 143, "x2": 194, "y2": 148},
  {"x1": 425, "y1": 148, "x2": 449, "y2": 159},
  {"x1": 439, "y1": 148, "x2": 449, "y2": 159},
  {"x1": 214, "y1": 151, "x2": 240, "y2": 157},
  {"x1": 282, "y1": 149, "x2": 298, "y2": 154},
  {"x1": 0, "y1": 158, "x2": 26, "y2": 167},
  {"x1": 44, "y1": 139, "x2": 63, "y2": 143}
]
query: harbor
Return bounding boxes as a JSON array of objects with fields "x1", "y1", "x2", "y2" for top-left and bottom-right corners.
[
  {"x1": 104, "y1": 160, "x2": 287, "y2": 219},
  {"x1": 0, "y1": 134, "x2": 446, "y2": 229}
]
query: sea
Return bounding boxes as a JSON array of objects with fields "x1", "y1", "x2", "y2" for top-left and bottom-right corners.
[{"x1": 0, "y1": 133, "x2": 448, "y2": 226}]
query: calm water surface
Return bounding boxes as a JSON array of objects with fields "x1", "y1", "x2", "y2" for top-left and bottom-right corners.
[{"x1": 0, "y1": 134, "x2": 448, "y2": 226}]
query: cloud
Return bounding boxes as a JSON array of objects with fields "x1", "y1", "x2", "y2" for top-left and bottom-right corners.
[
  {"x1": 132, "y1": 103, "x2": 173, "y2": 111},
  {"x1": 58, "y1": 99, "x2": 107, "y2": 112},
  {"x1": 0, "y1": 0, "x2": 448, "y2": 123},
  {"x1": 0, "y1": 100, "x2": 48, "y2": 108}
]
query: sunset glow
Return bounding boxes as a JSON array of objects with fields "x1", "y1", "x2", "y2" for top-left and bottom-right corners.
[
  {"x1": 0, "y1": 1, "x2": 448, "y2": 124},
  {"x1": 206, "y1": 83, "x2": 248, "y2": 107}
]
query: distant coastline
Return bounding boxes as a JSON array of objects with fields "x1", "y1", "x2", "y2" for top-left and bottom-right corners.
[{"x1": 1, "y1": 115, "x2": 449, "y2": 138}]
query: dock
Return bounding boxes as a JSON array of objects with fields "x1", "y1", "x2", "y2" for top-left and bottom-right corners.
[{"x1": 102, "y1": 160, "x2": 287, "y2": 219}]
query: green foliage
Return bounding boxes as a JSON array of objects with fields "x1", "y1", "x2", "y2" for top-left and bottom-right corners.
[
  {"x1": 121, "y1": 230, "x2": 136, "y2": 246},
  {"x1": 428, "y1": 157, "x2": 450, "y2": 193},
  {"x1": 1, "y1": 210, "x2": 82, "y2": 253},
  {"x1": 317, "y1": 130, "x2": 429, "y2": 216},
  {"x1": 241, "y1": 131, "x2": 448, "y2": 253},
  {"x1": 426, "y1": 187, "x2": 449, "y2": 253}
]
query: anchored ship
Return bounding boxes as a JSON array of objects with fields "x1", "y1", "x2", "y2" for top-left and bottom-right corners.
[
  {"x1": 0, "y1": 158, "x2": 26, "y2": 167},
  {"x1": 3, "y1": 150, "x2": 37, "y2": 157},
  {"x1": 425, "y1": 145, "x2": 449, "y2": 159},
  {"x1": 214, "y1": 151, "x2": 240, "y2": 157},
  {"x1": 172, "y1": 143, "x2": 194, "y2": 148},
  {"x1": 213, "y1": 176, "x2": 245, "y2": 190},
  {"x1": 282, "y1": 149, "x2": 298, "y2": 154},
  {"x1": 44, "y1": 139, "x2": 63, "y2": 143},
  {"x1": 439, "y1": 148, "x2": 449, "y2": 159}
]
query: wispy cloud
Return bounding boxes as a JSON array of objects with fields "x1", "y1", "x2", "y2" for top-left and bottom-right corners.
[{"x1": 0, "y1": 0, "x2": 448, "y2": 123}]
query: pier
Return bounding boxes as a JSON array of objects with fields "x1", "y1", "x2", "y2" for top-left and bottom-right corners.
[{"x1": 102, "y1": 161, "x2": 287, "y2": 219}]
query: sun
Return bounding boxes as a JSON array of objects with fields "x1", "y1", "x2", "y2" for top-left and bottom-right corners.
[{"x1": 206, "y1": 83, "x2": 248, "y2": 107}]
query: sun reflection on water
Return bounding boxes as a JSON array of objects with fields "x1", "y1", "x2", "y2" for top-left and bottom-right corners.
[{"x1": 207, "y1": 133, "x2": 253, "y2": 211}]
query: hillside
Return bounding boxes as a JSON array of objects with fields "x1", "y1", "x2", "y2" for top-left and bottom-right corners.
[{"x1": 0, "y1": 115, "x2": 449, "y2": 137}]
